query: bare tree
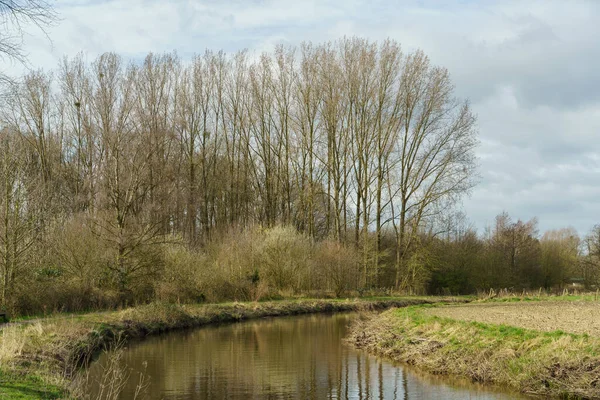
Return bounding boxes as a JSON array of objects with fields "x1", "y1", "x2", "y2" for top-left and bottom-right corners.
[
  {"x1": 318, "y1": 43, "x2": 349, "y2": 241},
  {"x1": 294, "y1": 43, "x2": 320, "y2": 237},
  {"x1": 372, "y1": 40, "x2": 403, "y2": 286},
  {"x1": 6, "y1": 69, "x2": 55, "y2": 184},
  {"x1": 386, "y1": 50, "x2": 477, "y2": 290},
  {"x1": 0, "y1": 129, "x2": 42, "y2": 308},
  {"x1": 0, "y1": 0, "x2": 57, "y2": 83},
  {"x1": 175, "y1": 55, "x2": 205, "y2": 244},
  {"x1": 59, "y1": 53, "x2": 98, "y2": 212},
  {"x1": 247, "y1": 53, "x2": 278, "y2": 226},
  {"x1": 89, "y1": 53, "x2": 161, "y2": 302},
  {"x1": 132, "y1": 52, "x2": 179, "y2": 235},
  {"x1": 223, "y1": 50, "x2": 251, "y2": 228}
]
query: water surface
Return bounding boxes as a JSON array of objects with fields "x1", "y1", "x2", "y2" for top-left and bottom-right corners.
[{"x1": 88, "y1": 313, "x2": 532, "y2": 399}]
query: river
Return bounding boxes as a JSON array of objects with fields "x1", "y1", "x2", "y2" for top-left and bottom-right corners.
[{"x1": 86, "y1": 312, "x2": 532, "y2": 399}]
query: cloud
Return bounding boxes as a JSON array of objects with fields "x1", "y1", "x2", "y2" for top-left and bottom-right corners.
[{"x1": 11, "y1": 0, "x2": 600, "y2": 235}]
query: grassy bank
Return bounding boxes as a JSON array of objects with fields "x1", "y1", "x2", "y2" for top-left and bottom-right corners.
[
  {"x1": 347, "y1": 305, "x2": 600, "y2": 399},
  {"x1": 0, "y1": 297, "x2": 451, "y2": 399}
]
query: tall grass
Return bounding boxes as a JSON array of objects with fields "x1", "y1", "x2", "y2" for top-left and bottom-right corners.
[
  {"x1": 0, "y1": 324, "x2": 27, "y2": 364},
  {"x1": 72, "y1": 336, "x2": 149, "y2": 400}
]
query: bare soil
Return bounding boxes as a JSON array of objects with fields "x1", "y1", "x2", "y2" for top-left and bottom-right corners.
[{"x1": 426, "y1": 301, "x2": 600, "y2": 336}]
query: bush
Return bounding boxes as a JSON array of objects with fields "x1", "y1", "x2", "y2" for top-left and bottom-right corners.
[
  {"x1": 258, "y1": 226, "x2": 312, "y2": 293},
  {"x1": 208, "y1": 227, "x2": 265, "y2": 301},
  {"x1": 51, "y1": 215, "x2": 111, "y2": 289},
  {"x1": 155, "y1": 242, "x2": 207, "y2": 303},
  {"x1": 2, "y1": 220, "x2": 370, "y2": 316},
  {"x1": 315, "y1": 239, "x2": 359, "y2": 297}
]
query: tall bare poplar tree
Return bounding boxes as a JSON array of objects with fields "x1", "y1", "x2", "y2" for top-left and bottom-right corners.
[{"x1": 387, "y1": 50, "x2": 477, "y2": 290}]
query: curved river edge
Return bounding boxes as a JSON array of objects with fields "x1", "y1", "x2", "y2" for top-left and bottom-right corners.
[
  {"x1": 0, "y1": 297, "x2": 464, "y2": 399},
  {"x1": 346, "y1": 305, "x2": 600, "y2": 400}
]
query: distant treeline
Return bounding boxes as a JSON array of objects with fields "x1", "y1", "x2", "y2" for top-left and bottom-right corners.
[
  {"x1": 427, "y1": 213, "x2": 599, "y2": 295},
  {"x1": 0, "y1": 38, "x2": 594, "y2": 316}
]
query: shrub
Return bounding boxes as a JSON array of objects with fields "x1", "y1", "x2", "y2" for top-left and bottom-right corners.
[
  {"x1": 315, "y1": 239, "x2": 359, "y2": 297},
  {"x1": 208, "y1": 227, "x2": 265, "y2": 301},
  {"x1": 155, "y1": 242, "x2": 207, "y2": 303},
  {"x1": 258, "y1": 226, "x2": 312, "y2": 293}
]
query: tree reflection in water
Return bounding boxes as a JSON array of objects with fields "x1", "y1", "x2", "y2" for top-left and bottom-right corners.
[{"x1": 87, "y1": 313, "x2": 531, "y2": 399}]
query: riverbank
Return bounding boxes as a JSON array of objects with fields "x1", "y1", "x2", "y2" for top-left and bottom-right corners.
[
  {"x1": 0, "y1": 297, "x2": 453, "y2": 399},
  {"x1": 347, "y1": 304, "x2": 600, "y2": 399}
]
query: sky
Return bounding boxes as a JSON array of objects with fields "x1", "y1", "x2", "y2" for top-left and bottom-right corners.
[{"x1": 7, "y1": 0, "x2": 600, "y2": 235}]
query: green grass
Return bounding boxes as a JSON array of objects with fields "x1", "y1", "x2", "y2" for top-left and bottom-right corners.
[{"x1": 0, "y1": 372, "x2": 64, "y2": 400}]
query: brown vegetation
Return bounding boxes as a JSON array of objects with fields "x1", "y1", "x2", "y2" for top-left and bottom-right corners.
[{"x1": 0, "y1": 38, "x2": 480, "y2": 316}]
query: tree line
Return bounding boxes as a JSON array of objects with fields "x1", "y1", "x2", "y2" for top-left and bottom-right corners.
[
  {"x1": 0, "y1": 38, "x2": 594, "y2": 315},
  {"x1": 428, "y1": 212, "x2": 600, "y2": 295}
]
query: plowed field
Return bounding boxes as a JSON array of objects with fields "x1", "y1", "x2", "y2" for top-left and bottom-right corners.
[{"x1": 426, "y1": 301, "x2": 600, "y2": 336}]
